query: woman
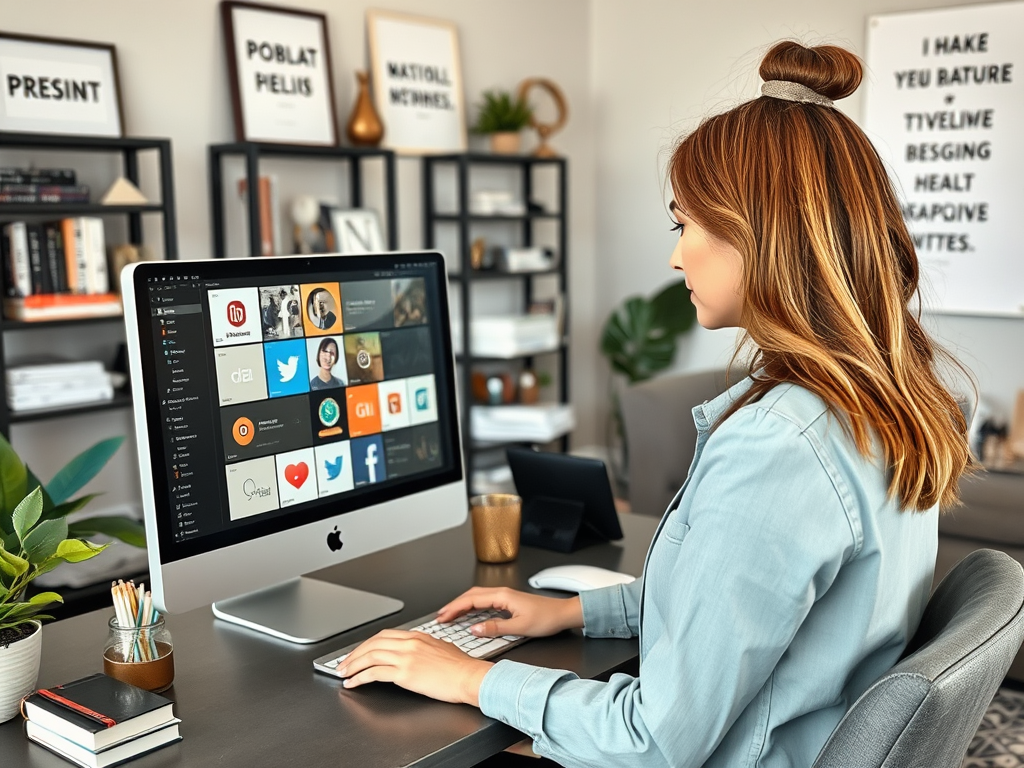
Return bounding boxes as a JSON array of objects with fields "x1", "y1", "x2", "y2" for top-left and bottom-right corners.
[
  {"x1": 310, "y1": 337, "x2": 343, "y2": 390},
  {"x1": 337, "y1": 42, "x2": 973, "y2": 767}
]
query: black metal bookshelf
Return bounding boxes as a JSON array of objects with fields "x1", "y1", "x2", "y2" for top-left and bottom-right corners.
[
  {"x1": 422, "y1": 153, "x2": 570, "y2": 494},
  {"x1": 208, "y1": 141, "x2": 398, "y2": 258},
  {"x1": 0, "y1": 131, "x2": 178, "y2": 435}
]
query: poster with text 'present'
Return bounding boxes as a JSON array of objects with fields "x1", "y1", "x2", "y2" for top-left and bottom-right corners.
[{"x1": 864, "y1": 1, "x2": 1024, "y2": 316}]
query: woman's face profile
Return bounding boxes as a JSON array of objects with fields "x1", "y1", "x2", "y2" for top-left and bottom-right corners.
[{"x1": 668, "y1": 200, "x2": 744, "y2": 330}]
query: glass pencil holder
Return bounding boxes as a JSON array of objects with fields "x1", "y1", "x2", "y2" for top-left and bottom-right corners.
[{"x1": 103, "y1": 615, "x2": 175, "y2": 693}]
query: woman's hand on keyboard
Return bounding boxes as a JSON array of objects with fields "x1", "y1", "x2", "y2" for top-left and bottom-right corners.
[
  {"x1": 337, "y1": 630, "x2": 492, "y2": 705},
  {"x1": 437, "y1": 587, "x2": 583, "y2": 639}
]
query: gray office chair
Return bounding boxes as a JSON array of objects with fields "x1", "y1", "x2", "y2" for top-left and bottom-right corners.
[{"x1": 813, "y1": 549, "x2": 1024, "y2": 768}]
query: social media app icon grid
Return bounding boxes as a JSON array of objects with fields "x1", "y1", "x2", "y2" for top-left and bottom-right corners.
[{"x1": 208, "y1": 279, "x2": 438, "y2": 521}]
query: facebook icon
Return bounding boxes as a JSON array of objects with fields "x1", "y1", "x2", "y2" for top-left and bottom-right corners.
[{"x1": 352, "y1": 435, "x2": 386, "y2": 487}]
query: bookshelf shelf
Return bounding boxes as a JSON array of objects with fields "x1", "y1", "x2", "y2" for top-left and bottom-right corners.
[
  {"x1": 8, "y1": 391, "x2": 133, "y2": 424},
  {"x1": 423, "y1": 153, "x2": 570, "y2": 495},
  {"x1": 0, "y1": 131, "x2": 178, "y2": 437},
  {"x1": 208, "y1": 141, "x2": 398, "y2": 258}
]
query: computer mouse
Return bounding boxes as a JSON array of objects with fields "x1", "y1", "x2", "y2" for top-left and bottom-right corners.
[{"x1": 528, "y1": 565, "x2": 636, "y2": 593}]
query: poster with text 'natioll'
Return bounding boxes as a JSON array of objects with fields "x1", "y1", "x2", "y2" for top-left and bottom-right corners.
[{"x1": 865, "y1": 1, "x2": 1024, "y2": 316}]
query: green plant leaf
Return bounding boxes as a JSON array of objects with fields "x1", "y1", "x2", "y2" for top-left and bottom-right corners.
[
  {"x1": 472, "y1": 89, "x2": 533, "y2": 133},
  {"x1": 22, "y1": 518, "x2": 68, "y2": 564},
  {"x1": 650, "y1": 278, "x2": 696, "y2": 337},
  {"x1": 68, "y1": 517, "x2": 146, "y2": 548},
  {"x1": 2, "y1": 592, "x2": 63, "y2": 619},
  {"x1": 46, "y1": 436, "x2": 124, "y2": 505},
  {"x1": 0, "y1": 547, "x2": 29, "y2": 577},
  {"x1": 41, "y1": 494, "x2": 98, "y2": 522},
  {"x1": 0, "y1": 436, "x2": 27, "y2": 526},
  {"x1": 11, "y1": 487, "x2": 44, "y2": 542},
  {"x1": 54, "y1": 538, "x2": 108, "y2": 563},
  {"x1": 26, "y1": 466, "x2": 56, "y2": 512},
  {"x1": 0, "y1": 614, "x2": 53, "y2": 633}
]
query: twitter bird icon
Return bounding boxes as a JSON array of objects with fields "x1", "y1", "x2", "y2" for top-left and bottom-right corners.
[
  {"x1": 277, "y1": 356, "x2": 299, "y2": 382},
  {"x1": 324, "y1": 455, "x2": 343, "y2": 481}
]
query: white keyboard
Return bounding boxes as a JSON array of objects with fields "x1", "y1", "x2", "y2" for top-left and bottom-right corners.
[{"x1": 313, "y1": 608, "x2": 528, "y2": 678}]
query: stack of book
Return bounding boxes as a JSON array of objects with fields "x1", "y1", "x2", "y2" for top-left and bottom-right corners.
[
  {"x1": 6, "y1": 360, "x2": 114, "y2": 412},
  {"x1": 0, "y1": 166, "x2": 90, "y2": 204},
  {"x1": 451, "y1": 314, "x2": 560, "y2": 358},
  {"x1": 22, "y1": 673, "x2": 181, "y2": 768},
  {"x1": 471, "y1": 403, "x2": 576, "y2": 443}
]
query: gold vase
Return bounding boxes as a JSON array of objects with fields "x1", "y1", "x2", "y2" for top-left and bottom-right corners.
[{"x1": 346, "y1": 71, "x2": 384, "y2": 147}]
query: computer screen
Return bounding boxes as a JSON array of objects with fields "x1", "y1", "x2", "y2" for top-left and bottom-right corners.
[{"x1": 123, "y1": 252, "x2": 467, "y2": 642}]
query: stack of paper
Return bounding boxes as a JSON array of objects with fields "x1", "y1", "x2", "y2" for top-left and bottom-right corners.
[
  {"x1": 6, "y1": 360, "x2": 114, "y2": 412},
  {"x1": 451, "y1": 314, "x2": 560, "y2": 358},
  {"x1": 471, "y1": 403, "x2": 575, "y2": 443}
]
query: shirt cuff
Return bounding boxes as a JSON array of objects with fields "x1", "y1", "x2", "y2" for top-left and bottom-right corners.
[
  {"x1": 579, "y1": 584, "x2": 633, "y2": 638},
  {"x1": 479, "y1": 659, "x2": 578, "y2": 738}
]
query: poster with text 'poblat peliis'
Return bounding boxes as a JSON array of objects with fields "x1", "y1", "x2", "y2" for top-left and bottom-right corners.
[{"x1": 864, "y1": 1, "x2": 1024, "y2": 317}]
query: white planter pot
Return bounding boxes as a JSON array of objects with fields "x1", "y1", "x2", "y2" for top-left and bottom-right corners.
[{"x1": 0, "y1": 620, "x2": 42, "y2": 723}]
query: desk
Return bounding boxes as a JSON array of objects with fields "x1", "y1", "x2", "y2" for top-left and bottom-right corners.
[{"x1": 0, "y1": 513, "x2": 657, "y2": 768}]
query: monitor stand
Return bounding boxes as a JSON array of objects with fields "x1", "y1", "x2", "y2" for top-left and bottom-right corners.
[{"x1": 211, "y1": 577, "x2": 404, "y2": 644}]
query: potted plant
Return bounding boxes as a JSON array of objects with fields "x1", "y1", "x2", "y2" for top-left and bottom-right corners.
[
  {"x1": 599, "y1": 278, "x2": 696, "y2": 487},
  {"x1": 471, "y1": 90, "x2": 533, "y2": 154},
  {"x1": 0, "y1": 434, "x2": 142, "y2": 723}
]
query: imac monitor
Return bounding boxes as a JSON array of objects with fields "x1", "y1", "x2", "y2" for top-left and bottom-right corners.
[{"x1": 123, "y1": 252, "x2": 466, "y2": 643}]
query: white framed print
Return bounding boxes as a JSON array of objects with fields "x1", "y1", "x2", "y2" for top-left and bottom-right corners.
[
  {"x1": 367, "y1": 10, "x2": 467, "y2": 154},
  {"x1": 221, "y1": 1, "x2": 339, "y2": 145},
  {"x1": 0, "y1": 32, "x2": 124, "y2": 137},
  {"x1": 331, "y1": 209, "x2": 385, "y2": 254}
]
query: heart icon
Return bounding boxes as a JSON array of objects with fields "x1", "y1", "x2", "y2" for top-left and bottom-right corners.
[{"x1": 285, "y1": 462, "x2": 309, "y2": 488}]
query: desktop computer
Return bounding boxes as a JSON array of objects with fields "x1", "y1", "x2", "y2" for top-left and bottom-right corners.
[{"x1": 122, "y1": 252, "x2": 467, "y2": 643}]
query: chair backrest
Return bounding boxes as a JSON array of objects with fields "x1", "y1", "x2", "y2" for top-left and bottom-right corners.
[
  {"x1": 619, "y1": 368, "x2": 732, "y2": 517},
  {"x1": 813, "y1": 549, "x2": 1024, "y2": 768}
]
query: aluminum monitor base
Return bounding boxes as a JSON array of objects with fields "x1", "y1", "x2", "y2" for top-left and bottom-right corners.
[{"x1": 212, "y1": 577, "x2": 404, "y2": 644}]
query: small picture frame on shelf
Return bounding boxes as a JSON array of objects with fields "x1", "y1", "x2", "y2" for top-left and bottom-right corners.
[
  {"x1": 331, "y1": 209, "x2": 385, "y2": 254},
  {"x1": 220, "y1": 1, "x2": 339, "y2": 145},
  {"x1": 0, "y1": 32, "x2": 124, "y2": 137},
  {"x1": 367, "y1": 10, "x2": 467, "y2": 154}
]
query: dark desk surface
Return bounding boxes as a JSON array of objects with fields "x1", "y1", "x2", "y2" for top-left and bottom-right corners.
[{"x1": 1, "y1": 513, "x2": 658, "y2": 768}]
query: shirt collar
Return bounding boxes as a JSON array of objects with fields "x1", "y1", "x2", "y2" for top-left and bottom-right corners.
[{"x1": 692, "y1": 375, "x2": 755, "y2": 433}]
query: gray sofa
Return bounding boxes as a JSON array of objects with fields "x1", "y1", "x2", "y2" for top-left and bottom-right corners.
[{"x1": 620, "y1": 369, "x2": 1024, "y2": 680}]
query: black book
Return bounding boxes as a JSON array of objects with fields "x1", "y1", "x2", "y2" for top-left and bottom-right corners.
[
  {"x1": 23, "y1": 674, "x2": 176, "y2": 752},
  {"x1": 0, "y1": 167, "x2": 77, "y2": 186},
  {"x1": 25, "y1": 223, "x2": 51, "y2": 294},
  {"x1": 44, "y1": 222, "x2": 68, "y2": 292}
]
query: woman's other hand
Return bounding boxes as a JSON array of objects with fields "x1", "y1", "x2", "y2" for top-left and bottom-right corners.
[{"x1": 437, "y1": 587, "x2": 583, "y2": 639}]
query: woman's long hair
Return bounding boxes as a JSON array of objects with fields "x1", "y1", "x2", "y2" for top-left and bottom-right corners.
[{"x1": 670, "y1": 41, "x2": 973, "y2": 511}]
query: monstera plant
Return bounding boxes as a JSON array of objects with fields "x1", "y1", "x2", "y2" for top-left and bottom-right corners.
[
  {"x1": 0, "y1": 434, "x2": 142, "y2": 722},
  {"x1": 599, "y1": 278, "x2": 696, "y2": 484}
]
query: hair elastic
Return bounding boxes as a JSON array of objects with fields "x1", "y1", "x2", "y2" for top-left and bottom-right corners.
[{"x1": 760, "y1": 80, "x2": 833, "y2": 107}]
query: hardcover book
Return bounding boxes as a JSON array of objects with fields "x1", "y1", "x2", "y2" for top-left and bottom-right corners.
[
  {"x1": 25, "y1": 720, "x2": 181, "y2": 768},
  {"x1": 22, "y1": 674, "x2": 176, "y2": 752}
]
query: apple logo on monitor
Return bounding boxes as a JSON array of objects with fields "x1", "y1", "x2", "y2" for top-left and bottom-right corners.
[{"x1": 327, "y1": 526, "x2": 344, "y2": 552}]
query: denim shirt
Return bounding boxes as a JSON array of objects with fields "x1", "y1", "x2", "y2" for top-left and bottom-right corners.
[{"x1": 479, "y1": 377, "x2": 938, "y2": 767}]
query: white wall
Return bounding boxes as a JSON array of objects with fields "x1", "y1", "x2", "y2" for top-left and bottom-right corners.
[
  {"x1": 2, "y1": 0, "x2": 597, "y2": 511},
  {"x1": 590, "y1": 0, "x2": 1024, "y2": 424}
]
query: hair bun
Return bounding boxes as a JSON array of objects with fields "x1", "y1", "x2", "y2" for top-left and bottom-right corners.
[{"x1": 759, "y1": 41, "x2": 862, "y2": 101}]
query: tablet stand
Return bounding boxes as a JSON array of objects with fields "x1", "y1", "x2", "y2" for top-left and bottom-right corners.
[{"x1": 520, "y1": 496, "x2": 591, "y2": 553}]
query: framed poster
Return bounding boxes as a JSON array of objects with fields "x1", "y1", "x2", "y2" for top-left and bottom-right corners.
[
  {"x1": 0, "y1": 32, "x2": 123, "y2": 137},
  {"x1": 367, "y1": 10, "x2": 467, "y2": 154},
  {"x1": 221, "y1": 1, "x2": 338, "y2": 145},
  {"x1": 865, "y1": 1, "x2": 1024, "y2": 316}
]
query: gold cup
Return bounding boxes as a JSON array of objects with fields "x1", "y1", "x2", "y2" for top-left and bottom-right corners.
[{"x1": 470, "y1": 494, "x2": 522, "y2": 563}]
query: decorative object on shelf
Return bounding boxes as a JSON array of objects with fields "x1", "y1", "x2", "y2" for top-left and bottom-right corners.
[
  {"x1": 519, "y1": 370, "x2": 539, "y2": 404},
  {"x1": 470, "y1": 237, "x2": 486, "y2": 270},
  {"x1": 110, "y1": 243, "x2": 155, "y2": 295},
  {"x1": 345, "y1": 71, "x2": 384, "y2": 147},
  {"x1": 101, "y1": 177, "x2": 148, "y2": 205},
  {"x1": 471, "y1": 90, "x2": 533, "y2": 155},
  {"x1": 367, "y1": 10, "x2": 466, "y2": 154},
  {"x1": 472, "y1": 372, "x2": 515, "y2": 405},
  {"x1": 237, "y1": 174, "x2": 280, "y2": 256},
  {"x1": 0, "y1": 32, "x2": 123, "y2": 137},
  {"x1": 495, "y1": 245, "x2": 554, "y2": 273},
  {"x1": 220, "y1": 1, "x2": 339, "y2": 145},
  {"x1": 331, "y1": 209, "x2": 385, "y2": 254},
  {"x1": 600, "y1": 277, "x2": 696, "y2": 484},
  {"x1": 515, "y1": 77, "x2": 569, "y2": 158},
  {"x1": 290, "y1": 194, "x2": 322, "y2": 255},
  {"x1": 0, "y1": 434, "x2": 143, "y2": 723}
]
